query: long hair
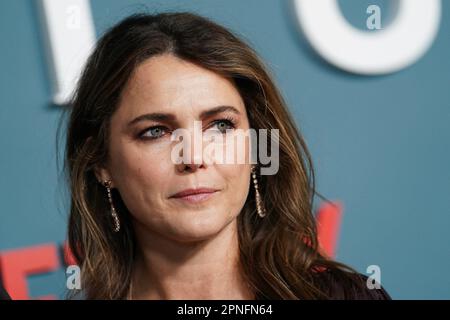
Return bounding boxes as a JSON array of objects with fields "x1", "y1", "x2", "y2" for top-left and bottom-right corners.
[{"x1": 60, "y1": 12, "x2": 359, "y2": 299}]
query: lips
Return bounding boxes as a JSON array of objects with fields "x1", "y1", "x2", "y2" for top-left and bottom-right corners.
[
  {"x1": 170, "y1": 187, "x2": 218, "y2": 198},
  {"x1": 169, "y1": 187, "x2": 219, "y2": 204}
]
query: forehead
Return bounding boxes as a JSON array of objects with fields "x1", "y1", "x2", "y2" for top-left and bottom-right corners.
[{"x1": 116, "y1": 54, "x2": 245, "y2": 117}]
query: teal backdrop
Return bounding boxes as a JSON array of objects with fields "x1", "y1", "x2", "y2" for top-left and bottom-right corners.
[{"x1": 0, "y1": 0, "x2": 449, "y2": 299}]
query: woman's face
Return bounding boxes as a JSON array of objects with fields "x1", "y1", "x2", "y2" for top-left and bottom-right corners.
[{"x1": 96, "y1": 54, "x2": 252, "y2": 242}]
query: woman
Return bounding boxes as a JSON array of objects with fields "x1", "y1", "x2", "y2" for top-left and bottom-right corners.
[{"x1": 61, "y1": 12, "x2": 391, "y2": 300}]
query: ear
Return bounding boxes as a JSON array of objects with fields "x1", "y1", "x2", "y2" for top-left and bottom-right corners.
[
  {"x1": 94, "y1": 164, "x2": 113, "y2": 188},
  {"x1": 85, "y1": 136, "x2": 113, "y2": 188}
]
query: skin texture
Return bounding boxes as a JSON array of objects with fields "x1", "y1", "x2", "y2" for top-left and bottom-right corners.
[{"x1": 95, "y1": 54, "x2": 254, "y2": 299}]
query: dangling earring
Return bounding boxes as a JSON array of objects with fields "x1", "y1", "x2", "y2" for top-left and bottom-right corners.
[
  {"x1": 103, "y1": 180, "x2": 120, "y2": 232},
  {"x1": 251, "y1": 165, "x2": 266, "y2": 218}
]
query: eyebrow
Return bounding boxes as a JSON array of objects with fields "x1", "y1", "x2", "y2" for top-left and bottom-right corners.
[{"x1": 127, "y1": 105, "x2": 241, "y2": 128}]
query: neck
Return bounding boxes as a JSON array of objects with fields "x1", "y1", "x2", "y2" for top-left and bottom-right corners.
[{"x1": 130, "y1": 218, "x2": 254, "y2": 300}]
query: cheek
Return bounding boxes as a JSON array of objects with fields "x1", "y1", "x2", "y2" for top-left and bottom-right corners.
[
  {"x1": 109, "y1": 140, "x2": 173, "y2": 201},
  {"x1": 204, "y1": 130, "x2": 252, "y2": 165},
  {"x1": 220, "y1": 163, "x2": 251, "y2": 208}
]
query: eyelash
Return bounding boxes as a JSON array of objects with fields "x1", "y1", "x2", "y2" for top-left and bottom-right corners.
[{"x1": 138, "y1": 116, "x2": 237, "y2": 140}]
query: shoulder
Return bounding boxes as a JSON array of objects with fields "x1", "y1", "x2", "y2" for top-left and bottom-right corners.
[{"x1": 312, "y1": 267, "x2": 392, "y2": 300}]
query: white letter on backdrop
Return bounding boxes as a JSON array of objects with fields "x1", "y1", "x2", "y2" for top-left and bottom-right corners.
[
  {"x1": 293, "y1": 0, "x2": 441, "y2": 75},
  {"x1": 38, "y1": 0, "x2": 96, "y2": 105}
]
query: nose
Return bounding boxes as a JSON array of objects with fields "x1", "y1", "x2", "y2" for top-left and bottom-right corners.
[
  {"x1": 174, "y1": 125, "x2": 207, "y2": 173},
  {"x1": 176, "y1": 161, "x2": 204, "y2": 173},
  {"x1": 176, "y1": 151, "x2": 205, "y2": 172}
]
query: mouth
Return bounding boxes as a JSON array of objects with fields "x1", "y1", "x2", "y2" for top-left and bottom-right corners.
[{"x1": 169, "y1": 187, "x2": 219, "y2": 204}]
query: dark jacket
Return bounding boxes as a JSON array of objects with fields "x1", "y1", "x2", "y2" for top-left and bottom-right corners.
[{"x1": 0, "y1": 282, "x2": 11, "y2": 300}]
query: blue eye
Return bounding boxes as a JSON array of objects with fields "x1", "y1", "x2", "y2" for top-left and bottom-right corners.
[
  {"x1": 139, "y1": 126, "x2": 168, "y2": 139},
  {"x1": 138, "y1": 118, "x2": 236, "y2": 141},
  {"x1": 211, "y1": 119, "x2": 236, "y2": 133}
]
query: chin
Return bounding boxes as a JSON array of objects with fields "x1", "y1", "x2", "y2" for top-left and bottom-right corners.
[{"x1": 167, "y1": 213, "x2": 233, "y2": 243}]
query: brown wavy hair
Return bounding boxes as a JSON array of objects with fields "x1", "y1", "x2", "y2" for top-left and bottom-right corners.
[{"x1": 60, "y1": 12, "x2": 361, "y2": 299}]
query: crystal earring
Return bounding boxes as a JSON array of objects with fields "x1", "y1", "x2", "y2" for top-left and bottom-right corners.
[
  {"x1": 103, "y1": 180, "x2": 120, "y2": 232},
  {"x1": 251, "y1": 165, "x2": 266, "y2": 218}
]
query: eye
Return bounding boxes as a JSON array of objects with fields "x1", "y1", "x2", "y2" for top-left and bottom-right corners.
[
  {"x1": 139, "y1": 126, "x2": 169, "y2": 140},
  {"x1": 210, "y1": 118, "x2": 236, "y2": 133}
]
